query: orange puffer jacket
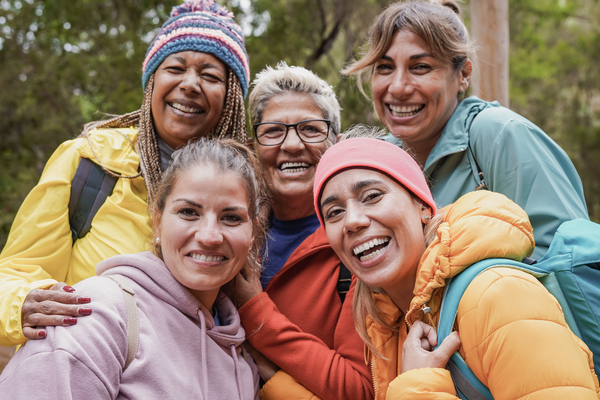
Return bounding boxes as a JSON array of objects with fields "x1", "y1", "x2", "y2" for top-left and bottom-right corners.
[{"x1": 367, "y1": 191, "x2": 600, "y2": 400}]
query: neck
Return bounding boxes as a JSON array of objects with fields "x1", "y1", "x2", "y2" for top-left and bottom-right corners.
[
  {"x1": 402, "y1": 136, "x2": 440, "y2": 169},
  {"x1": 189, "y1": 288, "x2": 219, "y2": 315},
  {"x1": 271, "y1": 193, "x2": 316, "y2": 221},
  {"x1": 384, "y1": 275, "x2": 417, "y2": 315}
]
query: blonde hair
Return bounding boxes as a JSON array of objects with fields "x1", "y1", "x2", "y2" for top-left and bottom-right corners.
[
  {"x1": 342, "y1": 0, "x2": 475, "y2": 100},
  {"x1": 151, "y1": 138, "x2": 269, "y2": 298},
  {"x1": 81, "y1": 69, "x2": 247, "y2": 208},
  {"x1": 353, "y1": 210, "x2": 446, "y2": 358},
  {"x1": 249, "y1": 62, "x2": 341, "y2": 134}
]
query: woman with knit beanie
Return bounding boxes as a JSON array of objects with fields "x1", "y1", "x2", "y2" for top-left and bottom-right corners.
[
  {"x1": 0, "y1": 0, "x2": 250, "y2": 347},
  {"x1": 311, "y1": 129, "x2": 599, "y2": 399}
]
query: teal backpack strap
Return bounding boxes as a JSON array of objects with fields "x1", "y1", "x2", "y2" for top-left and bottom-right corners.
[
  {"x1": 437, "y1": 258, "x2": 546, "y2": 400},
  {"x1": 68, "y1": 158, "x2": 118, "y2": 244},
  {"x1": 107, "y1": 275, "x2": 139, "y2": 371}
]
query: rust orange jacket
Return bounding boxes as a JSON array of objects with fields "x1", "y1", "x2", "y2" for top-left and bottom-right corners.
[
  {"x1": 239, "y1": 225, "x2": 373, "y2": 400},
  {"x1": 367, "y1": 191, "x2": 600, "y2": 399}
]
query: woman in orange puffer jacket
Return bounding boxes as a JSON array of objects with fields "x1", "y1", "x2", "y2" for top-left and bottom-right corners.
[{"x1": 312, "y1": 131, "x2": 600, "y2": 400}]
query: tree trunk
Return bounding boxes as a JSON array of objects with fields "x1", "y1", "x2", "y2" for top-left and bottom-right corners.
[
  {"x1": 471, "y1": 0, "x2": 510, "y2": 107},
  {"x1": 0, "y1": 346, "x2": 16, "y2": 374}
]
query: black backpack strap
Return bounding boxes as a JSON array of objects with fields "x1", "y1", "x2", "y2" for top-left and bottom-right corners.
[
  {"x1": 68, "y1": 158, "x2": 118, "y2": 244},
  {"x1": 337, "y1": 261, "x2": 352, "y2": 303},
  {"x1": 466, "y1": 112, "x2": 488, "y2": 191}
]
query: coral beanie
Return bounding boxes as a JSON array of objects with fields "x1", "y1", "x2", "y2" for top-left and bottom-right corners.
[{"x1": 313, "y1": 138, "x2": 437, "y2": 226}]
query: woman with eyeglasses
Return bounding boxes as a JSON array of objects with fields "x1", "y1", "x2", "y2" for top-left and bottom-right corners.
[{"x1": 234, "y1": 63, "x2": 373, "y2": 399}]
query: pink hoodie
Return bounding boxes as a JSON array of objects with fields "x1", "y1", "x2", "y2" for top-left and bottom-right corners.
[{"x1": 0, "y1": 251, "x2": 259, "y2": 399}]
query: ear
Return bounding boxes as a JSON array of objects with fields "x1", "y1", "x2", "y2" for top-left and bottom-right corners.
[
  {"x1": 336, "y1": 133, "x2": 342, "y2": 142},
  {"x1": 420, "y1": 205, "x2": 432, "y2": 225},
  {"x1": 246, "y1": 137, "x2": 257, "y2": 153},
  {"x1": 458, "y1": 59, "x2": 472, "y2": 93}
]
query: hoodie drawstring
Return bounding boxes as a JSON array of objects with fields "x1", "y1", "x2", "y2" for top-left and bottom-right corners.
[
  {"x1": 197, "y1": 308, "x2": 210, "y2": 399},
  {"x1": 230, "y1": 344, "x2": 244, "y2": 400}
]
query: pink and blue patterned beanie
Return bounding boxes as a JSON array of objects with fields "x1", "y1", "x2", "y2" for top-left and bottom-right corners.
[{"x1": 142, "y1": 0, "x2": 250, "y2": 97}]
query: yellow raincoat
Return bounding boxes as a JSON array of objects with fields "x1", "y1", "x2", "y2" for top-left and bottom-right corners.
[{"x1": 0, "y1": 127, "x2": 152, "y2": 346}]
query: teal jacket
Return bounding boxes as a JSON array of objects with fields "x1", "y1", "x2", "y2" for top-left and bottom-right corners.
[{"x1": 422, "y1": 96, "x2": 588, "y2": 258}]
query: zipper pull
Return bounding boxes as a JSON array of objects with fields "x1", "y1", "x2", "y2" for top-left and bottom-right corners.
[{"x1": 420, "y1": 302, "x2": 431, "y2": 314}]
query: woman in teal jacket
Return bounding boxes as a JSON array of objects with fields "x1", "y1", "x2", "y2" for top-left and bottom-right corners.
[{"x1": 343, "y1": 0, "x2": 587, "y2": 258}]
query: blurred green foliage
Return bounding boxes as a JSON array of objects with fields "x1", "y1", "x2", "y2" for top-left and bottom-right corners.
[{"x1": 1, "y1": 0, "x2": 599, "y2": 249}]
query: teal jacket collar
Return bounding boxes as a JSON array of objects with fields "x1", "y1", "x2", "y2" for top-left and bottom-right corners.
[{"x1": 423, "y1": 96, "x2": 496, "y2": 173}]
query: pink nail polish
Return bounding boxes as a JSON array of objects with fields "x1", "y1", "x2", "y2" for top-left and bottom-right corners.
[
  {"x1": 78, "y1": 307, "x2": 92, "y2": 316},
  {"x1": 77, "y1": 297, "x2": 91, "y2": 304},
  {"x1": 38, "y1": 330, "x2": 46, "y2": 338},
  {"x1": 62, "y1": 285, "x2": 75, "y2": 292},
  {"x1": 64, "y1": 317, "x2": 77, "y2": 325}
]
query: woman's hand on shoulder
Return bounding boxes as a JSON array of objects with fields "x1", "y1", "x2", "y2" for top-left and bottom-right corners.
[
  {"x1": 21, "y1": 282, "x2": 92, "y2": 339},
  {"x1": 401, "y1": 320, "x2": 461, "y2": 373},
  {"x1": 233, "y1": 266, "x2": 263, "y2": 308}
]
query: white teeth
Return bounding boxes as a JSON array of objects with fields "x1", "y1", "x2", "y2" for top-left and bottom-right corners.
[
  {"x1": 389, "y1": 104, "x2": 423, "y2": 117},
  {"x1": 191, "y1": 253, "x2": 225, "y2": 262},
  {"x1": 360, "y1": 247, "x2": 385, "y2": 262},
  {"x1": 353, "y1": 237, "x2": 390, "y2": 255},
  {"x1": 171, "y1": 102, "x2": 202, "y2": 113},
  {"x1": 280, "y1": 162, "x2": 310, "y2": 173}
]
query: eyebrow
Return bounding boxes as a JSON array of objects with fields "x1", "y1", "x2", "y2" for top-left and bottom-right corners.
[
  {"x1": 320, "y1": 179, "x2": 384, "y2": 209},
  {"x1": 172, "y1": 199, "x2": 247, "y2": 212},
  {"x1": 409, "y1": 52, "x2": 433, "y2": 60}
]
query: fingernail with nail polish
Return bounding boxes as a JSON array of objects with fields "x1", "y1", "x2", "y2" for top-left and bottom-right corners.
[
  {"x1": 77, "y1": 297, "x2": 91, "y2": 304},
  {"x1": 38, "y1": 330, "x2": 46, "y2": 338},
  {"x1": 62, "y1": 286, "x2": 75, "y2": 292},
  {"x1": 64, "y1": 317, "x2": 77, "y2": 325},
  {"x1": 78, "y1": 307, "x2": 92, "y2": 316}
]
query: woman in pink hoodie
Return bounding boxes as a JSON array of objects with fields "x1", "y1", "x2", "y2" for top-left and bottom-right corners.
[{"x1": 0, "y1": 138, "x2": 268, "y2": 399}]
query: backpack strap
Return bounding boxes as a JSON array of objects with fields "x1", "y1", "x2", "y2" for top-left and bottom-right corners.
[
  {"x1": 107, "y1": 275, "x2": 139, "y2": 371},
  {"x1": 465, "y1": 115, "x2": 488, "y2": 191},
  {"x1": 69, "y1": 158, "x2": 118, "y2": 244},
  {"x1": 437, "y1": 258, "x2": 548, "y2": 400},
  {"x1": 337, "y1": 262, "x2": 352, "y2": 303}
]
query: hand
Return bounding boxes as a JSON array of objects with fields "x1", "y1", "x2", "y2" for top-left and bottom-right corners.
[
  {"x1": 243, "y1": 341, "x2": 279, "y2": 382},
  {"x1": 401, "y1": 320, "x2": 461, "y2": 373},
  {"x1": 22, "y1": 282, "x2": 92, "y2": 339},
  {"x1": 233, "y1": 267, "x2": 263, "y2": 307}
]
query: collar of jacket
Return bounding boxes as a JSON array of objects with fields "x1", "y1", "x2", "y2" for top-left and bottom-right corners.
[
  {"x1": 77, "y1": 127, "x2": 141, "y2": 177},
  {"x1": 423, "y1": 96, "x2": 493, "y2": 174},
  {"x1": 404, "y1": 190, "x2": 535, "y2": 326}
]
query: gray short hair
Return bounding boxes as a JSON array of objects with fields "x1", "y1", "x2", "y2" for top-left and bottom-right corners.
[{"x1": 249, "y1": 62, "x2": 341, "y2": 135}]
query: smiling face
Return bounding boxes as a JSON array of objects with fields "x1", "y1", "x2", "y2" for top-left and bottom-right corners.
[
  {"x1": 152, "y1": 51, "x2": 227, "y2": 149},
  {"x1": 155, "y1": 164, "x2": 253, "y2": 309},
  {"x1": 371, "y1": 30, "x2": 470, "y2": 158},
  {"x1": 320, "y1": 168, "x2": 430, "y2": 295},
  {"x1": 255, "y1": 92, "x2": 334, "y2": 219}
]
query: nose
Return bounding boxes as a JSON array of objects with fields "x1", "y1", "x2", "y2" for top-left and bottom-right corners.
[
  {"x1": 388, "y1": 69, "x2": 414, "y2": 99},
  {"x1": 343, "y1": 201, "x2": 370, "y2": 235},
  {"x1": 179, "y1": 70, "x2": 201, "y2": 94},
  {"x1": 195, "y1": 216, "x2": 223, "y2": 246},
  {"x1": 280, "y1": 125, "x2": 305, "y2": 153}
]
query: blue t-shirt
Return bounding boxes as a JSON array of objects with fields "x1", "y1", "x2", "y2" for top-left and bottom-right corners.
[{"x1": 260, "y1": 214, "x2": 321, "y2": 288}]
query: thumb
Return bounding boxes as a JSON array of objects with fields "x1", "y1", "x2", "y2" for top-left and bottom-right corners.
[{"x1": 434, "y1": 332, "x2": 461, "y2": 365}]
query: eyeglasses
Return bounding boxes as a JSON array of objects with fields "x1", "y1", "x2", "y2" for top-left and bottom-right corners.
[{"x1": 253, "y1": 119, "x2": 332, "y2": 146}]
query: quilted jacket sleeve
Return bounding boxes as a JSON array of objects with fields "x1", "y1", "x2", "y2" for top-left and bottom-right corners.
[
  {"x1": 457, "y1": 267, "x2": 599, "y2": 399},
  {"x1": 0, "y1": 139, "x2": 81, "y2": 346},
  {"x1": 385, "y1": 268, "x2": 600, "y2": 399}
]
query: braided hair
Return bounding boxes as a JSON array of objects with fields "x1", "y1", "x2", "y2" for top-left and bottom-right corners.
[{"x1": 81, "y1": 69, "x2": 247, "y2": 207}]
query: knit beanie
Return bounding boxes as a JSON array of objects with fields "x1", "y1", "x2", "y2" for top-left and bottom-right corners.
[
  {"x1": 142, "y1": 0, "x2": 250, "y2": 97},
  {"x1": 313, "y1": 138, "x2": 437, "y2": 227}
]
